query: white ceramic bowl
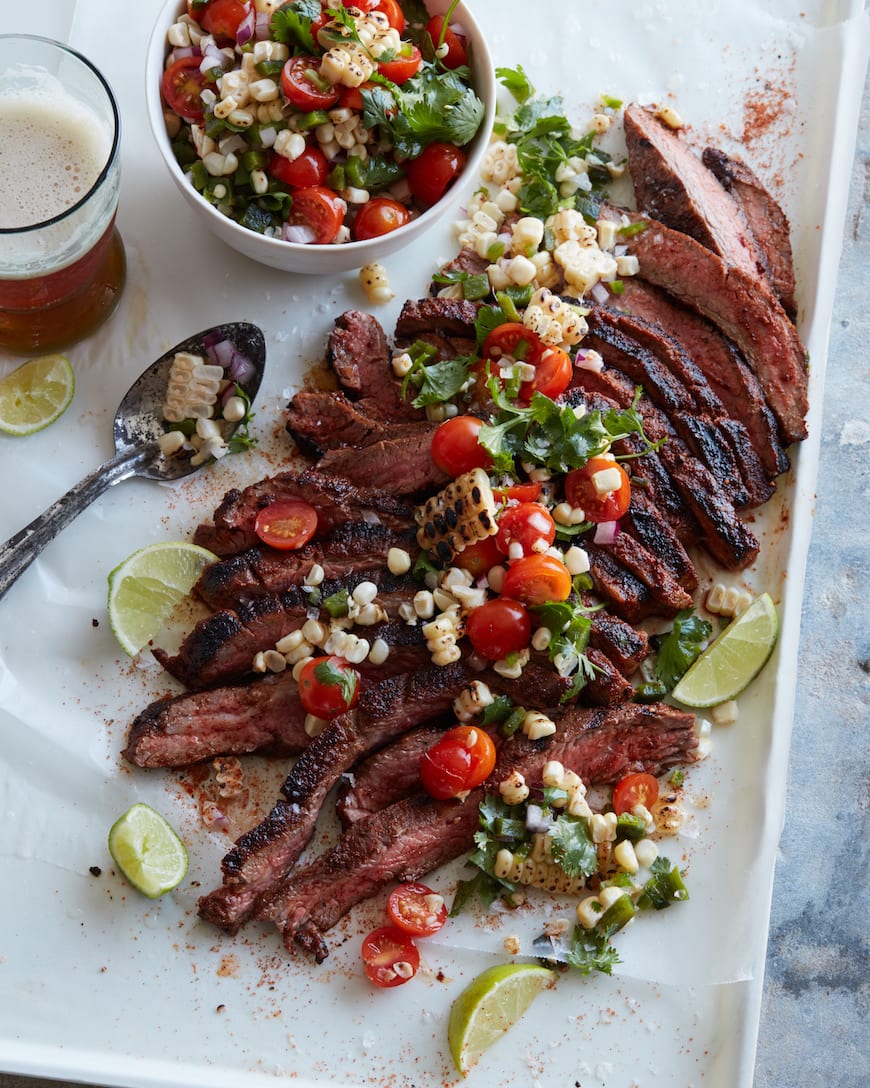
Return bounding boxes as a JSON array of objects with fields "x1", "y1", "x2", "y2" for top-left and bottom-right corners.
[{"x1": 146, "y1": 0, "x2": 495, "y2": 275}]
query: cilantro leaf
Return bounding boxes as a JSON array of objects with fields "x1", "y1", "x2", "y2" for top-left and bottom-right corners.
[
  {"x1": 531, "y1": 599, "x2": 597, "y2": 700},
  {"x1": 270, "y1": 0, "x2": 320, "y2": 52},
  {"x1": 496, "y1": 64, "x2": 534, "y2": 104},
  {"x1": 653, "y1": 609, "x2": 712, "y2": 691},
  {"x1": 564, "y1": 924, "x2": 621, "y2": 976},
  {"x1": 313, "y1": 658, "x2": 358, "y2": 706},
  {"x1": 410, "y1": 355, "x2": 473, "y2": 407},
  {"x1": 547, "y1": 814, "x2": 598, "y2": 878}
]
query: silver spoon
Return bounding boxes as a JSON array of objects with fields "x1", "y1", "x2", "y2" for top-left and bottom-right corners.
[{"x1": 0, "y1": 321, "x2": 266, "y2": 601}]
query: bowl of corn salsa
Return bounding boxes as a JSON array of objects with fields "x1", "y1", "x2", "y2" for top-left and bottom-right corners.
[{"x1": 146, "y1": 0, "x2": 496, "y2": 275}]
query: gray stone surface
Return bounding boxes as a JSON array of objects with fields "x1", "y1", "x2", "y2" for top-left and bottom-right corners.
[
  {"x1": 2, "y1": 58, "x2": 867, "y2": 1088},
  {"x1": 753, "y1": 67, "x2": 870, "y2": 1088}
]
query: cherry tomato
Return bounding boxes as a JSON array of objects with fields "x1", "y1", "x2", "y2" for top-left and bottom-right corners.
[
  {"x1": 465, "y1": 599, "x2": 531, "y2": 660},
  {"x1": 420, "y1": 725, "x2": 497, "y2": 800},
  {"x1": 286, "y1": 186, "x2": 346, "y2": 244},
  {"x1": 453, "y1": 535, "x2": 504, "y2": 579},
  {"x1": 431, "y1": 415, "x2": 492, "y2": 477},
  {"x1": 612, "y1": 772, "x2": 660, "y2": 816},
  {"x1": 375, "y1": 0, "x2": 407, "y2": 32},
  {"x1": 378, "y1": 44, "x2": 422, "y2": 85},
  {"x1": 280, "y1": 56, "x2": 341, "y2": 111},
  {"x1": 406, "y1": 142, "x2": 467, "y2": 207},
  {"x1": 493, "y1": 481, "x2": 543, "y2": 504},
  {"x1": 426, "y1": 15, "x2": 468, "y2": 68},
  {"x1": 352, "y1": 197, "x2": 411, "y2": 241},
  {"x1": 296, "y1": 655, "x2": 360, "y2": 719},
  {"x1": 254, "y1": 499, "x2": 318, "y2": 550},
  {"x1": 501, "y1": 554, "x2": 573, "y2": 606},
  {"x1": 361, "y1": 925, "x2": 420, "y2": 987},
  {"x1": 564, "y1": 456, "x2": 632, "y2": 523},
  {"x1": 188, "y1": 0, "x2": 252, "y2": 43},
  {"x1": 482, "y1": 323, "x2": 545, "y2": 366},
  {"x1": 268, "y1": 145, "x2": 328, "y2": 189},
  {"x1": 519, "y1": 346, "x2": 573, "y2": 402},
  {"x1": 495, "y1": 502, "x2": 556, "y2": 557},
  {"x1": 161, "y1": 57, "x2": 206, "y2": 123},
  {"x1": 387, "y1": 882, "x2": 447, "y2": 937}
]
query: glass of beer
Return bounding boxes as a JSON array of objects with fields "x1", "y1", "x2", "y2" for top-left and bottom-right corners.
[{"x1": 0, "y1": 35, "x2": 126, "y2": 355}]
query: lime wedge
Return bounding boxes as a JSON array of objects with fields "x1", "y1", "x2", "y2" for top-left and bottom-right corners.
[
  {"x1": 671, "y1": 592, "x2": 779, "y2": 708},
  {"x1": 108, "y1": 802, "x2": 188, "y2": 898},
  {"x1": 107, "y1": 541, "x2": 217, "y2": 656},
  {"x1": 448, "y1": 963, "x2": 556, "y2": 1075},
  {"x1": 0, "y1": 354, "x2": 74, "y2": 435}
]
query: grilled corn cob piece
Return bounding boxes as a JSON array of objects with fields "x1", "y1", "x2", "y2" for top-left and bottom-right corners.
[
  {"x1": 493, "y1": 846, "x2": 585, "y2": 896},
  {"x1": 415, "y1": 467, "x2": 498, "y2": 565}
]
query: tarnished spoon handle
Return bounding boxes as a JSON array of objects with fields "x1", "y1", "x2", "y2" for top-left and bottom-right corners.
[{"x1": 0, "y1": 445, "x2": 155, "y2": 601}]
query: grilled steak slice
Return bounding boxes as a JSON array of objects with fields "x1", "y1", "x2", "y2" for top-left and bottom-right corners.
[
  {"x1": 154, "y1": 570, "x2": 421, "y2": 690},
  {"x1": 702, "y1": 146, "x2": 797, "y2": 318},
  {"x1": 123, "y1": 672, "x2": 309, "y2": 769},
  {"x1": 198, "y1": 663, "x2": 470, "y2": 931},
  {"x1": 658, "y1": 442, "x2": 759, "y2": 569},
  {"x1": 609, "y1": 278, "x2": 789, "y2": 478},
  {"x1": 395, "y1": 297, "x2": 481, "y2": 341},
  {"x1": 588, "y1": 605, "x2": 650, "y2": 676},
  {"x1": 315, "y1": 432, "x2": 449, "y2": 496},
  {"x1": 195, "y1": 522, "x2": 417, "y2": 610},
  {"x1": 337, "y1": 724, "x2": 446, "y2": 827},
  {"x1": 259, "y1": 701, "x2": 698, "y2": 959},
  {"x1": 327, "y1": 310, "x2": 418, "y2": 421},
  {"x1": 193, "y1": 469, "x2": 415, "y2": 556},
  {"x1": 285, "y1": 390, "x2": 433, "y2": 457},
  {"x1": 603, "y1": 206, "x2": 808, "y2": 444},
  {"x1": 584, "y1": 544, "x2": 654, "y2": 623},
  {"x1": 583, "y1": 648, "x2": 635, "y2": 706},
  {"x1": 605, "y1": 532, "x2": 694, "y2": 616},
  {"x1": 623, "y1": 104, "x2": 766, "y2": 282},
  {"x1": 621, "y1": 490, "x2": 698, "y2": 592}
]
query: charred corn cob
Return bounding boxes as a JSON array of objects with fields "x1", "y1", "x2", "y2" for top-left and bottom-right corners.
[
  {"x1": 415, "y1": 468, "x2": 498, "y2": 565},
  {"x1": 493, "y1": 846, "x2": 585, "y2": 896}
]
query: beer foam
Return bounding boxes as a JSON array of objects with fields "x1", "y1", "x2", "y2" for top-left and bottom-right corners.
[{"x1": 0, "y1": 89, "x2": 112, "y2": 229}]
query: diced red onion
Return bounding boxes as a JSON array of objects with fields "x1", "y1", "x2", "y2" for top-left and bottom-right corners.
[
  {"x1": 589, "y1": 281, "x2": 610, "y2": 305},
  {"x1": 593, "y1": 520, "x2": 620, "y2": 545},
  {"x1": 614, "y1": 244, "x2": 628, "y2": 258},
  {"x1": 282, "y1": 222, "x2": 318, "y2": 244},
  {"x1": 227, "y1": 349, "x2": 256, "y2": 386},
  {"x1": 235, "y1": 9, "x2": 255, "y2": 45},
  {"x1": 574, "y1": 349, "x2": 604, "y2": 373},
  {"x1": 168, "y1": 46, "x2": 199, "y2": 62},
  {"x1": 205, "y1": 338, "x2": 236, "y2": 369},
  {"x1": 525, "y1": 805, "x2": 553, "y2": 834},
  {"x1": 254, "y1": 11, "x2": 272, "y2": 39}
]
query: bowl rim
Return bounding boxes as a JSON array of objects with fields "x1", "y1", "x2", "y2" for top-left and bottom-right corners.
[{"x1": 145, "y1": 0, "x2": 497, "y2": 260}]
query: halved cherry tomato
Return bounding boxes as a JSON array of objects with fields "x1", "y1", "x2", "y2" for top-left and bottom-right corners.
[
  {"x1": 519, "y1": 346, "x2": 573, "y2": 402},
  {"x1": 296, "y1": 655, "x2": 360, "y2": 719},
  {"x1": 268, "y1": 145, "x2": 328, "y2": 189},
  {"x1": 612, "y1": 772, "x2": 659, "y2": 816},
  {"x1": 280, "y1": 56, "x2": 341, "y2": 111},
  {"x1": 161, "y1": 57, "x2": 207, "y2": 123},
  {"x1": 465, "y1": 599, "x2": 531, "y2": 660},
  {"x1": 426, "y1": 15, "x2": 468, "y2": 68},
  {"x1": 493, "y1": 481, "x2": 543, "y2": 504},
  {"x1": 501, "y1": 554, "x2": 573, "y2": 606},
  {"x1": 188, "y1": 0, "x2": 252, "y2": 43},
  {"x1": 361, "y1": 925, "x2": 420, "y2": 987},
  {"x1": 495, "y1": 502, "x2": 556, "y2": 557},
  {"x1": 564, "y1": 456, "x2": 632, "y2": 523},
  {"x1": 378, "y1": 44, "x2": 422, "y2": 85},
  {"x1": 375, "y1": 0, "x2": 407, "y2": 32},
  {"x1": 352, "y1": 197, "x2": 410, "y2": 241},
  {"x1": 453, "y1": 535, "x2": 504, "y2": 579},
  {"x1": 387, "y1": 882, "x2": 447, "y2": 937},
  {"x1": 482, "y1": 322, "x2": 545, "y2": 366},
  {"x1": 431, "y1": 415, "x2": 492, "y2": 477},
  {"x1": 254, "y1": 499, "x2": 318, "y2": 550},
  {"x1": 406, "y1": 142, "x2": 467, "y2": 207},
  {"x1": 420, "y1": 725, "x2": 497, "y2": 800},
  {"x1": 286, "y1": 186, "x2": 346, "y2": 244}
]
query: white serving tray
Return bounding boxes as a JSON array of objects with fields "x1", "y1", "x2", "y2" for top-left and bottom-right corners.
[{"x1": 1, "y1": 2, "x2": 868, "y2": 1086}]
